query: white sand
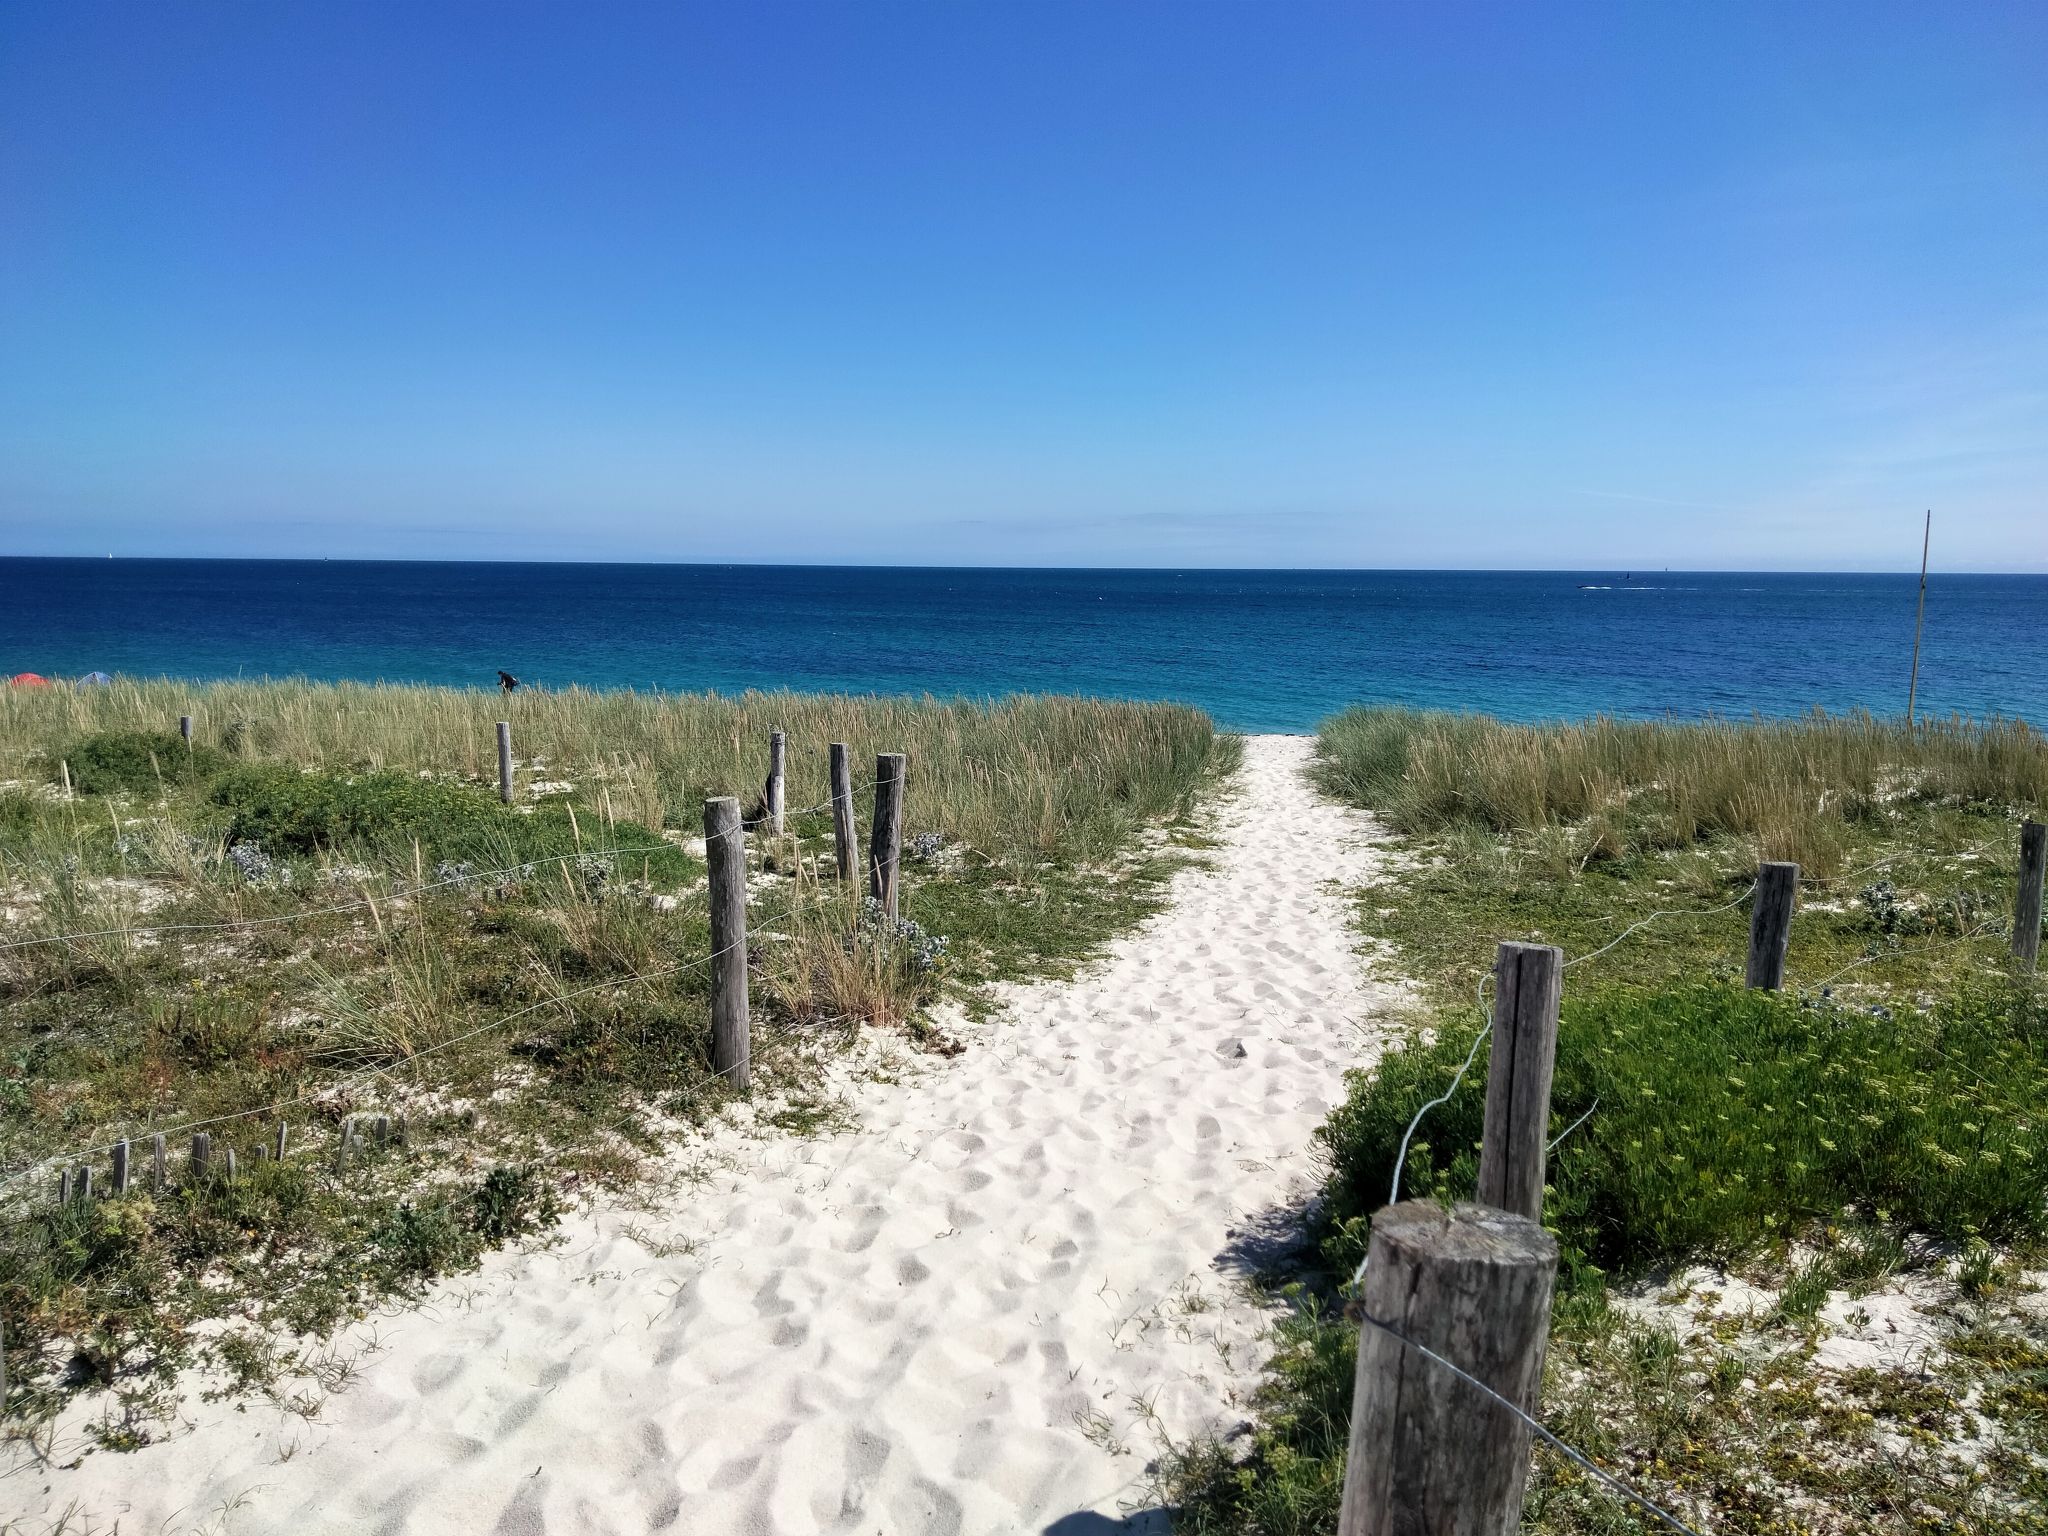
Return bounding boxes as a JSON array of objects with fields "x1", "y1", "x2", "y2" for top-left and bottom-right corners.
[{"x1": 10, "y1": 735, "x2": 1396, "y2": 1535}]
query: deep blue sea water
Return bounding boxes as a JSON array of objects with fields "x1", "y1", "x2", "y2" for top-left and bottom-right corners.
[{"x1": 3, "y1": 559, "x2": 2043, "y2": 733}]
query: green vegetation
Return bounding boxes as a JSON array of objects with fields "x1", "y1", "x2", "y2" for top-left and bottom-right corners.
[
  {"x1": 0, "y1": 678, "x2": 1234, "y2": 1444},
  {"x1": 1170, "y1": 707, "x2": 2048, "y2": 1536}
]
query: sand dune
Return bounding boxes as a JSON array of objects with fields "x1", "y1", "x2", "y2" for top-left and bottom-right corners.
[{"x1": 12, "y1": 735, "x2": 1397, "y2": 1535}]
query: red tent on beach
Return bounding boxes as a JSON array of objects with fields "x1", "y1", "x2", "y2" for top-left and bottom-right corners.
[{"x1": 8, "y1": 673, "x2": 52, "y2": 688}]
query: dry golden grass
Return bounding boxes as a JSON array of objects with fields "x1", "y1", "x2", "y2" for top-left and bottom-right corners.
[
  {"x1": 1318, "y1": 707, "x2": 2046, "y2": 877},
  {"x1": 0, "y1": 677, "x2": 1218, "y2": 860}
]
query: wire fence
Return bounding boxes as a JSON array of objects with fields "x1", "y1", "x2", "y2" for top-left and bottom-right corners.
[
  {"x1": 0, "y1": 776, "x2": 879, "y2": 1199},
  {"x1": 1338, "y1": 843, "x2": 2040, "y2": 1535}
]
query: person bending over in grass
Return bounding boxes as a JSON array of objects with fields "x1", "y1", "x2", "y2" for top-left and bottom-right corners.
[{"x1": 498, "y1": 670, "x2": 521, "y2": 692}]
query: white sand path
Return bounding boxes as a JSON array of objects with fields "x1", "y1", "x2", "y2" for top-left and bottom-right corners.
[{"x1": 13, "y1": 735, "x2": 1398, "y2": 1536}]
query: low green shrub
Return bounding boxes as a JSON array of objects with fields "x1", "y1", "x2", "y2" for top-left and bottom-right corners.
[
  {"x1": 209, "y1": 765, "x2": 500, "y2": 854},
  {"x1": 1319, "y1": 978, "x2": 2048, "y2": 1284},
  {"x1": 59, "y1": 731, "x2": 232, "y2": 795}
]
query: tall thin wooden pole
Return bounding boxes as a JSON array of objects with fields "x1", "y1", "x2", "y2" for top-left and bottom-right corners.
[
  {"x1": 869, "y1": 754, "x2": 906, "y2": 920},
  {"x1": 1907, "y1": 509, "x2": 1930, "y2": 726},
  {"x1": 1476, "y1": 942, "x2": 1562, "y2": 1221},
  {"x1": 2014, "y1": 821, "x2": 2046, "y2": 972},
  {"x1": 1747, "y1": 861, "x2": 1800, "y2": 990},
  {"x1": 496, "y1": 721, "x2": 514, "y2": 805},
  {"x1": 1339, "y1": 1202, "x2": 1559, "y2": 1536},
  {"x1": 767, "y1": 731, "x2": 786, "y2": 836},
  {"x1": 704, "y1": 796, "x2": 752, "y2": 1091},
  {"x1": 829, "y1": 742, "x2": 858, "y2": 883}
]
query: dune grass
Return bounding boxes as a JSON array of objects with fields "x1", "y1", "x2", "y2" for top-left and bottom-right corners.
[
  {"x1": 0, "y1": 678, "x2": 1234, "y2": 1444},
  {"x1": 1168, "y1": 707, "x2": 2048, "y2": 1536}
]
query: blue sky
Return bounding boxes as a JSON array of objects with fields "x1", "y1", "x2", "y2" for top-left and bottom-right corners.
[{"x1": 2, "y1": 2, "x2": 2043, "y2": 570}]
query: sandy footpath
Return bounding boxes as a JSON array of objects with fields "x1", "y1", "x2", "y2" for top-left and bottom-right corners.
[{"x1": 11, "y1": 735, "x2": 1396, "y2": 1536}]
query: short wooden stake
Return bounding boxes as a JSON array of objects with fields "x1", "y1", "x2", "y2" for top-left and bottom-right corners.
[
  {"x1": 374, "y1": 1114, "x2": 391, "y2": 1147},
  {"x1": 1477, "y1": 942, "x2": 1563, "y2": 1221},
  {"x1": 223, "y1": 1148, "x2": 237, "y2": 1181},
  {"x1": 869, "y1": 753, "x2": 907, "y2": 920},
  {"x1": 251, "y1": 1144, "x2": 267, "y2": 1166},
  {"x1": 1339, "y1": 1201, "x2": 1559, "y2": 1536},
  {"x1": 704, "y1": 796, "x2": 751, "y2": 1091},
  {"x1": 395, "y1": 1113, "x2": 408, "y2": 1146},
  {"x1": 767, "y1": 730, "x2": 786, "y2": 835},
  {"x1": 336, "y1": 1118, "x2": 353, "y2": 1171},
  {"x1": 275, "y1": 1121, "x2": 289, "y2": 1161},
  {"x1": 76, "y1": 1165, "x2": 91, "y2": 1201},
  {"x1": 1746, "y1": 861, "x2": 1799, "y2": 990},
  {"x1": 2014, "y1": 821, "x2": 2045, "y2": 971},
  {"x1": 190, "y1": 1132, "x2": 210, "y2": 1182},
  {"x1": 496, "y1": 721, "x2": 514, "y2": 805},
  {"x1": 56, "y1": 1169, "x2": 69, "y2": 1206},
  {"x1": 152, "y1": 1133, "x2": 166, "y2": 1192},
  {"x1": 179, "y1": 715, "x2": 193, "y2": 745},
  {"x1": 829, "y1": 742, "x2": 858, "y2": 883},
  {"x1": 112, "y1": 1139, "x2": 130, "y2": 1194}
]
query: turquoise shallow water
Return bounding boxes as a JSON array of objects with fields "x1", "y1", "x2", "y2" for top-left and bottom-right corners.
[{"x1": 2, "y1": 560, "x2": 2042, "y2": 733}]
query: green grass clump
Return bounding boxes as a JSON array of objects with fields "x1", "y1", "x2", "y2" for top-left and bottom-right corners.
[
  {"x1": 210, "y1": 764, "x2": 502, "y2": 853},
  {"x1": 58, "y1": 730, "x2": 232, "y2": 795},
  {"x1": 1318, "y1": 978, "x2": 2048, "y2": 1286}
]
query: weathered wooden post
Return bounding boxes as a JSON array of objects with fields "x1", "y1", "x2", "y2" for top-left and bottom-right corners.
[
  {"x1": 373, "y1": 1114, "x2": 391, "y2": 1148},
  {"x1": 767, "y1": 731, "x2": 787, "y2": 836},
  {"x1": 1746, "y1": 861, "x2": 1799, "y2": 990},
  {"x1": 152, "y1": 1133, "x2": 166, "y2": 1192},
  {"x1": 112, "y1": 1139, "x2": 129, "y2": 1195},
  {"x1": 496, "y1": 721, "x2": 514, "y2": 805},
  {"x1": 704, "y1": 796, "x2": 751, "y2": 1091},
  {"x1": 1476, "y1": 942, "x2": 1563, "y2": 1221},
  {"x1": 869, "y1": 753, "x2": 906, "y2": 919},
  {"x1": 223, "y1": 1148, "x2": 238, "y2": 1182},
  {"x1": 1339, "y1": 1202, "x2": 1559, "y2": 1536},
  {"x1": 179, "y1": 715, "x2": 193, "y2": 746},
  {"x1": 2014, "y1": 821, "x2": 2045, "y2": 971},
  {"x1": 56, "y1": 1169, "x2": 69, "y2": 1206},
  {"x1": 75, "y1": 1165, "x2": 91, "y2": 1200},
  {"x1": 829, "y1": 743, "x2": 858, "y2": 883},
  {"x1": 275, "y1": 1121, "x2": 289, "y2": 1161},
  {"x1": 189, "y1": 1132, "x2": 211, "y2": 1182}
]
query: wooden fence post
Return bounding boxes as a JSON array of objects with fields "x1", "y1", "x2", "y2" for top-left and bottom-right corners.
[
  {"x1": 497, "y1": 721, "x2": 514, "y2": 805},
  {"x1": 2014, "y1": 821, "x2": 2045, "y2": 971},
  {"x1": 112, "y1": 1139, "x2": 129, "y2": 1195},
  {"x1": 56, "y1": 1169, "x2": 69, "y2": 1206},
  {"x1": 767, "y1": 731, "x2": 786, "y2": 836},
  {"x1": 704, "y1": 796, "x2": 751, "y2": 1091},
  {"x1": 275, "y1": 1121, "x2": 289, "y2": 1161},
  {"x1": 1476, "y1": 942, "x2": 1563, "y2": 1221},
  {"x1": 1339, "y1": 1201, "x2": 1559, "y2": 1536},
  {"x1": 869, "y1": 753, "x2": 906, "y2": 919},
  {"x1": 190, "y1": 1132, "x2": 210, "y2": 1182},
  {"x1": 152, "y1": 1133, "x2": 166, "y2": 1192},
  {"x1": 829, "y1": 743, "x2": 858, "y2": 883},
  {"x1": 179, "y1": 715, "x2": 193, "y2": 746},
  {"x1": 75, "y1": 1165, "x2": 91, "y2": 1201},
  {"x1": 1746, "y1": 861, "x2": 1799, "y2": 990}
]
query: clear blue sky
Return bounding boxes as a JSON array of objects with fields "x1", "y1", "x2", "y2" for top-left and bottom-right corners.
[{"x1": 2, "y1": 2, "x2": 2043, "y2": 570}]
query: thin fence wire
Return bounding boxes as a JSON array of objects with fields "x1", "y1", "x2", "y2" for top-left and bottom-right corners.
[
  {"x1": 1351, "y1": 1304, "x2": 1706, "y2": 1536},
  {"x1": 0, "y1": 782, "x2": 866, "y2": 956},
  {"x1": 0, "y1": 790, "x2": 874, "y2": 1192}
]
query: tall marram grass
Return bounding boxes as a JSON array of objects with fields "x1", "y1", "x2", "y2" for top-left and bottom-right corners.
[
  {"x1": 1316, "y1": 707, "x2": 2046, "y2": 876},
  {"x1": 0, "y1": 678, "x2": 1222, "y2": 857}
]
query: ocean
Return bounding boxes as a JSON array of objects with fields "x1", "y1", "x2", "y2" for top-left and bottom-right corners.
[{"x1": 3, "y1": 559, "x2": 2043, "y2": 734}]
